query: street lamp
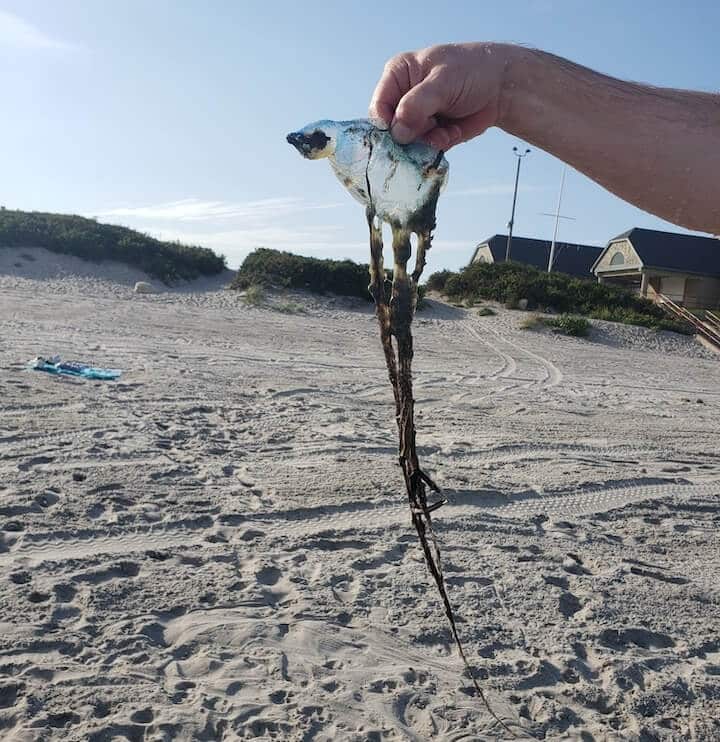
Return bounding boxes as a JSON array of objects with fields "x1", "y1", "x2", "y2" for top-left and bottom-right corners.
[{"x1": 505, "y1": 146, "x2": 531, "y2": 262}]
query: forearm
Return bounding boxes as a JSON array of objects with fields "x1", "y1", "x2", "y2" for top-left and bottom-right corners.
[{"x1": 498, "y1": 47, "x2": 720, "y2": 234}]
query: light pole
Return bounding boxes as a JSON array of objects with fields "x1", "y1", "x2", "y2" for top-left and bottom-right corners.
[{"x1": 505, "y1": 146, "x2": 531, "y2": 262}]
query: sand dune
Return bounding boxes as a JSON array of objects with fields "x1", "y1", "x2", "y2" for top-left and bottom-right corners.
[{"x1": 1, "y1": 247, "x2": 720, "y2": 740}]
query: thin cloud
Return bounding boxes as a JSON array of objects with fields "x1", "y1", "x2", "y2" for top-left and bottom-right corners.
[
  {"x1": 93, "y1": 198, "x2": 478, "y2": 269},
  {"x1": 145, "y1": 224, "x2": 343, "y2": 249},
  {"x1": 134, "y1": 223, "x2": 361, "y2": 268},
  {"x1": 0, "y1": 10, "x2": 77, "y2": 51},
  {"x1": 97, "y1": 197, "x2": 341, "y2": 223},
  {"x1": 91, "y1": 196, "x2": 347, "y2": 268}
]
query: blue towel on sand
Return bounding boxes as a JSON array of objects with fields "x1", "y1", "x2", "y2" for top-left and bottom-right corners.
[{"x1": 30, "y1": 356, "x2": 122, "y2": 380}]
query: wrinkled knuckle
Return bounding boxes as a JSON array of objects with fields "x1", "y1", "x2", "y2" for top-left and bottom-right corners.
[
  {"x1": 395, "y1": 101, "x2": 415, "y2": 124},
  {"x1": 384, "y1": 52, "x2": 411, "y2": 73},
  {"x1": 431, "y1": 63, "x2": 450, "y2": 80},
  {"x1": 396, "y1": 96, "x2": 423, "y2": 124}
]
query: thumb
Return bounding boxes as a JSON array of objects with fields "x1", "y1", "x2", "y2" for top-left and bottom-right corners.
[{"x1": 391, "y1": 71, "x2": 448, "y2": 144}]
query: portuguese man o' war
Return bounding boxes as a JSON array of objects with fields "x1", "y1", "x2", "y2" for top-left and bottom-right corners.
[{"x1": 288, "y1": 119, "x2": 516, "y2": 736}]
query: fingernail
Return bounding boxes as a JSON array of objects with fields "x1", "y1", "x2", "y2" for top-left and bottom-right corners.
[
  {"x1": 368, "y1": 106, "x2": 388, "y2": 127},
  {"x1": 391, "y1": 121, "x2": 414, "y2": 144}
]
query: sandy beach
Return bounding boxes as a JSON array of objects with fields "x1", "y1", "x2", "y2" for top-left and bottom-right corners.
[{"x1": 2, "y1": 247, "x2": 720, "y2": 741}]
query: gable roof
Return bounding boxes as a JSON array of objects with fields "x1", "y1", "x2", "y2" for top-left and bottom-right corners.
[
  {"x1": 472, "y1": 234, "x2": 603, "y2": 277},
  {"x1": 597, "y1": 228, "x2": 720, "y2": 277}
]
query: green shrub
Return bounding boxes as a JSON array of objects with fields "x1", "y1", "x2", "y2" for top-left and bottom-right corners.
[
  {"x1": 232, "y1": 248, "x2": 374, "y2": 300},
  {"x1": 521, "y1": 313, "x2": 589, "y2": 336},
  {"x1": 425, "y1": 269, "x2": 454, "y2": 292},
  {"x1": 587, "y1": 306, "x2": 691, "y2": 334},
  {"x1": 243, "y1": 284, "x2": 265, "y2": 306},
  {"x1": 233, "y1": 248, "x2": 430, "y2": 307},
  {"x1": 520, "y1": 315, "x2": 544, "y2": 330},
  {"x1": 274, "y1": 300, "x2": 305, "y2": 314},
  {"x1": 0, "y1": 209, "x2": 225, "y2": 284},
  {"x1": 436, "y1": 261, "x2": 691, "y2": 333},
  {"x1": 546, "y1": 314, "x2": 590, "y2": 337},
  {"x1": 655, "y1": 319, "x2": 692, "y2": 334}
]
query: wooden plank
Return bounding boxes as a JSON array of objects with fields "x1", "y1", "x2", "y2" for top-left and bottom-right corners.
[{"x1": 706, "y1": 310, "x2": 720, "y2": 329}]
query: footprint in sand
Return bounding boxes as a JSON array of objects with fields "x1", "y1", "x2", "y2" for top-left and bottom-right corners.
[
  {"x1": 28, "y1": 591, "x2": 51, "y2": 603},
  {"x1": 562, "y1": 553, "x2": 592, "y2": 576},
  {"x1": 269, "y1": 689, "x2": 293, "y2": 704},
  {"x1": 543, "y1": 574, "x2": 569, "y2": 590},
  {"x1": 86, "y1": 503, "x2": 106, "y2": 520},
  {"x1": 44, "y1": 711, "x2": 81, "y2": 728},
  {"x1": 255, "y1": 565, "x2": 282, "y2": 588},
  {"x1": 0, "y1": 683, "x2": 22, "y2": 710},
  {"x1": 17, "y1": 455, "x2": 55, "y2": 472},
  {"x1": 558, "y1": 591, "x2": 583, "y2": 618},
  {"x1": 93, "y1": 700, "x2": 111, "y2": 719},
  {"x1": 72, "y1": 561, "x2": 140, "y2": 584},
  {"x1": 599, "y1": 627, "x2": 675, "y2": 651},
  {"x1": 170, "y1": 681, "x2": 197, "y2": 703},
  {"x1": 351, "y1": 542, "x2": 409, "y2": 572},
  {"x1": 327, "y1": 573, "x2": 362, "y2": 605},
  {"x1": 53, "y1": 583, "x2": 77, "y2": 603},
  {"x1": 368, "y1": 678, "x2": 398, "y2": 693},
  {"x1": 129, "y1": 708, "x2": 154, "y2": 724},
  {"x1": 34, "y1": 489, "x2": 61, "y2": 509}
]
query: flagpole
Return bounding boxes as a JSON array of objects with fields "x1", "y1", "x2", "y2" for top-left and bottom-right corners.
[{"x1": 548, "y1": 166, "x2": 567, "y2": 273}]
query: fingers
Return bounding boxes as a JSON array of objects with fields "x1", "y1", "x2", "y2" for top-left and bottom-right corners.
[
  {"x1": 423, "y1": 124, "x2": 463, "y2": 150},
  {"x1": 390, "y1": 70, "x2": 449, "y2": 144},
  {"x1": 369, "y1": 45, "x2": 498, "y2": 148},
  {"x1": 369, "y1": 55, "x2": 413, "y2": 127},
  {"x1": 422, "y1": 108, "x2": 497, "y2": 151}
]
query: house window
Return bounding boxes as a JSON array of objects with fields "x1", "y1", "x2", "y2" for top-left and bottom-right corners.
[{"x1": 610, "y1": 251, "x2": 625, "y2": 266}]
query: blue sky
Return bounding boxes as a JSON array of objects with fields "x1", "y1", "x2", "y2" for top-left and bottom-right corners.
[{"x1": 1, "y1": 1, "x2": 718, "y2": 272}]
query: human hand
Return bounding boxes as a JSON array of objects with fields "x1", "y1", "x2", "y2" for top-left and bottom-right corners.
[{"x1": 369, "y1": 42, "x2": 515, "y2": 150}]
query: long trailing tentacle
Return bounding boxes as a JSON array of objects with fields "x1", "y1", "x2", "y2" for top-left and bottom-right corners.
[
  {"x1": 366, "y1": 217, "x2": 521, "y2": 738},
  {"x1": 366, "y1": 207, "x2": 400, "y2": 416}
]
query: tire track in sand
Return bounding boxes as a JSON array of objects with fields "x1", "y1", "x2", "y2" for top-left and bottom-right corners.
[
  {"x1": 448, "y1": 319, "x2": 561, "y2": 403},
  {"x1": 3, "y1": 481, "x2": 717, "y2": 568}
]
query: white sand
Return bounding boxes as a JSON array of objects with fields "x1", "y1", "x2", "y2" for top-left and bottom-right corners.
[{"x1": 1, "y1": 246, "x2": 720, "y2": 741}]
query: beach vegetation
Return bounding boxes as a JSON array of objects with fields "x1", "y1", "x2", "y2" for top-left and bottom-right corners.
[
  {"x1": 232, "y1": 247, "x2": 427, "y2": 308},
  {"x1": 428, "y1": 261, "x2": 690, "y2": 333},
  {"x1": 274, "y1": 300, "x2": 305, "y2": 314},
  {"x1": 0, "y1": 209, "x2": 226, "y2": 284},
  {"x1": 233, "y1": 248, "x2": 372, "y2": 299},
  {"x1": 545, "y1": 314, "x2": 590, "y2": 336},
  {"x1": 242, "y1": 284, "x2": 266, "y2": 306}
]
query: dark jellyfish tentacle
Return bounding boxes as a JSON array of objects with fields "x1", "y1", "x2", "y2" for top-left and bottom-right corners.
[
  {"x1": 366, "y1": 212, "x2": 519, "y2": 739},
  {"x1": 367, "y1": 207, "x2": 400, "y2": 415}
]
